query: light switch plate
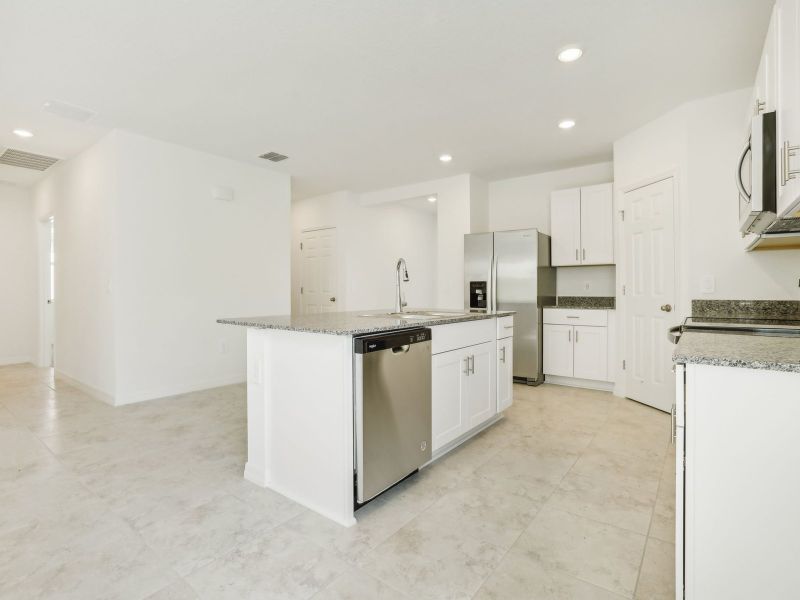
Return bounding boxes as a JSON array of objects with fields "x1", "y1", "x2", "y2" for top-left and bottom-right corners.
[{"x1": 701, "y1": 276, "x2": 715, "y2": 294}]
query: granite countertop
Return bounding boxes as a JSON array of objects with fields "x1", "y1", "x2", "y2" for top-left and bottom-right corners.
[
  {"x1": 218, "y1": 309, "x2": 515, "y2": 336},
  {"x1": 673, "y1": 331, "x2": 800, "y2": 373},
  {"x1": 543, "y1": 296, "x2": 616, "y2": 310}
]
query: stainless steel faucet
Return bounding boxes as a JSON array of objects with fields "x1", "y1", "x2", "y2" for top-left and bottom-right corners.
[{"x1": 395, "y1": 258, "x2": 409, "y2": 313}]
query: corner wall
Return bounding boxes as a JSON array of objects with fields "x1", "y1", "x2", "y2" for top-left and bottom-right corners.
[{"x1": 0, "y1": 184, "x2": 37, "y2": 365}]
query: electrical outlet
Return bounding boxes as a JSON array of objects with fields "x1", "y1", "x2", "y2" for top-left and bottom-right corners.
[
  {"x1": 219, "y1": 340, "x2": 229, "y2": 355},
  {"x1": 584, "y1": 281, "x2": 590, "y2": 291},
  {"x1": 701, "y1": 276, "x2": 715, "y2": 294}
]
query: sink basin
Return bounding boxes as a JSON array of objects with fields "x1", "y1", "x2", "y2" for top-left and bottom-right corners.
[{"x1": 358, "y1": 311, "x2": 469, "y2": 319}]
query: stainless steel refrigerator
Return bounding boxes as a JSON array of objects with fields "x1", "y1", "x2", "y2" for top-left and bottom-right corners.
[{"x1": 464, "y1": 229, "x2": 556, "y2": 385}]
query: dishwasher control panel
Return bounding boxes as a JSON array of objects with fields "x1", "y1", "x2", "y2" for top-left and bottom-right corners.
[{"x1": 353, "y1": 328, "x2": 432, "y2": 354}]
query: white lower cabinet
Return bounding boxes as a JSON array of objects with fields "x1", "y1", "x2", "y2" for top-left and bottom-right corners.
[
  {"x1": 543, "y1": 309, "x2": 610, "y2": 385},
  {"x1": 432, "y1": 340, "x2": 496, "y2": 452},
  {"x1": 543, "y1": 324, "x2": 574, "y2": 377},
  {"x1": 496, "y1": 336, "x2": 513, "y2": 412},
  {"x1": 572, "y1": 325, "x2": 608, "y2": 381}
]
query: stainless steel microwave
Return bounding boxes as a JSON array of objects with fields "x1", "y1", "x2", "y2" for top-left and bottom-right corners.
[{"x1": 737, "y1": 110, "x2": 777, "y2": 234}]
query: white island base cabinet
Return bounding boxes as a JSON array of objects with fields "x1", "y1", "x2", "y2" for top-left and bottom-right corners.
[
  {"x1": 676, "y1": 363, "x2": 800, "y2": 599},
  {"x1": 431, "y1": 316, "x2": 513, "y2": 455}
]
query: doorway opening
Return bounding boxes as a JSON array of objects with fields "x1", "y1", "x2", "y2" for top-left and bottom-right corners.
[{"x1": 40, "y1": 216, "x2": 55, "y2": 368}]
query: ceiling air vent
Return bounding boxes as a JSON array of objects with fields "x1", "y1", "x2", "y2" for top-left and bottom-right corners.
[
  {"x1": 0, "y1": 149, "x2": 60, "y2": 171},
  {"x1": 43, "y1": 100, "x2": 96, "y2": 123},
  {"x1": 259, "y1": 152, "x2": 288, "y2": 162}
]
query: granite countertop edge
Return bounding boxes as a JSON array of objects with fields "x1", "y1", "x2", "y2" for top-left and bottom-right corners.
[
  {"x1": 217, "y1": 310, "x2": 516, "y2": 336},
  {"x1": 673, "y1": 331, "x2": 800, "y2": 374}
]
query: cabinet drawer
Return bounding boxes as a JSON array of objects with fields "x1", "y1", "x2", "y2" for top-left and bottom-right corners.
[
  {"x1": 543, "y1": 308, "x2": 608, "y2": 327},
  {"x1": 496, "y1": 315, "x2": 514, "y2": 339},
  {"x1": 431, "y1": 318, "x2": 495, "y2": 355}
]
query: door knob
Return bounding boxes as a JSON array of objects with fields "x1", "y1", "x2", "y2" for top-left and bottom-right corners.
[
  {"x1": 660, "y1": 304, "x2": 672, "y2": 312},
  {"x1": 329, "y1": 297, "x2": 336, "y2": 302}
]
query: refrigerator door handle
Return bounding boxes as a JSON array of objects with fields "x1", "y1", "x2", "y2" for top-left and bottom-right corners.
[{"x1": 492, "y1": 255, "x2": 498, "y2": 312}]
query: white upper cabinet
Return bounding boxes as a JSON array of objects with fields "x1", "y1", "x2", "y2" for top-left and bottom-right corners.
[
  {"x1": 579, "y1": 183, "x2": 614, "y2": 265},
  {"x1": 776, "y1": 0, "x2": 800, "y2": 217},
  {"x1": 550, "y1": 184, "x2": 614, "y2": 266},
  {"x1": 753, "y1": 7, "x2": 777, "y2": 117},
  {"x1": 550, "y1": 188, "x2": 581, "y2": 266}
]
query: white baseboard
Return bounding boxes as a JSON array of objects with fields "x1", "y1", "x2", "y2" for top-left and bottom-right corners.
[
  {"x1": 114, "y1": 373, "x2": 246, "y2": 406},
  {"x1": 243, "y1": 461, "x2": 268, "y2": 487},
  {"x1": 55, "y1": 369, "x2": 116, "y2": 405},
  {"x1": 0, "y1": 356, "x2": 33, "y2": 367},
  {"x1": 544, "y1": 375, "x2": 615, "y2": 392},
  {"x1": 428, "y1": 413, "x2": 503, "y2": 464}
]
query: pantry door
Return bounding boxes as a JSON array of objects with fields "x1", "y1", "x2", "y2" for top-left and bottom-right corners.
[
  {"x1": 300, "y1": 227, "x2": 338, "y2": 314},
  {"x1": 624, "y1": 177, "x2": 676, "y2": 413}
]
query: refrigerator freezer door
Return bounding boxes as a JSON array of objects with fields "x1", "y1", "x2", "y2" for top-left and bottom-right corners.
[
  {"x1": 464, "y1": 233, "x2": 494, "y2": 311},
  {"x1": 494, "y1": 229, "x2": 542, "y2": 382}
]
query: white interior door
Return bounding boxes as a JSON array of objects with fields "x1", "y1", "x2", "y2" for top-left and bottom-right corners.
[
  {"x1": 44, "y1": 217, "x2": 55, "y2": 367},
  {"x1": 300, "y1": 228, "x2": 338, "y2": 314},
  {"x1": 624, "y1": 177, "x2": 676, "y2": 412}
]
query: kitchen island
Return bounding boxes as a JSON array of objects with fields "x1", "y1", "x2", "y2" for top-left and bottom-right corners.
[{"x1": 218, "y1": 309, "x2": 515, "y2": 526}]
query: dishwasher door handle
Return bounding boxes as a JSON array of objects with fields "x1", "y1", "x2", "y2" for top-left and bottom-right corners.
[{"x1": 391, "y1": 345, "x2": 410, "y2": 354}]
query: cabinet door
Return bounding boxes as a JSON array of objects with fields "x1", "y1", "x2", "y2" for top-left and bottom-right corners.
[
  {"x1": 464, "y1": 341, "x2": 496, "y2": 430},
  {"x1": 579, "y1": 183, "x2": 614, "y2": 265},
  {"x1": 572, "y1": 325, "x2": 608, "y2": 381},
  {"x1": 777, "y1": 0, "x2": 800, "y2": 217},
  {"x1": 497, "y1": 337, "x2": 513, "y2": 412},
  {"x1": 543, "y1": 324, "x2": 573, "y2": 377},
  {"x1": 432, "y1": 350, "x2": 466, "y2": 451},
  {"x1": 550, "y1": 188, "x2": 581, "y2": 266}
]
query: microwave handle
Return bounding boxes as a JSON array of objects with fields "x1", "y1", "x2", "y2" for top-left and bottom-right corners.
[{"x1": 736, "y1": 139, "x2": 751, "y2": 201}]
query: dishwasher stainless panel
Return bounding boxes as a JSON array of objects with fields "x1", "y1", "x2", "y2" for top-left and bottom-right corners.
[{"x1": 354, "y1": 328, "x2": 432, "y2": 504}]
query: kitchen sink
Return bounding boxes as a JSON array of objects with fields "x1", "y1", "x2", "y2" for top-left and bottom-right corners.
[{"x1": 358, "y1": 311, "x2": 469, "y2": 319}]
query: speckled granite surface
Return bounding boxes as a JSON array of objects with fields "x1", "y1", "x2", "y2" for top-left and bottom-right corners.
[
  {"x1": 544, "y1": 296, "x2": 615, "y2": 310},
  {"x1": 218, "y1": 309, "x2": 515, "y2": 336},
  {"x1": 692, "y1": 299, "x2": 800, "y2": 319},
  {"x1": 674, "y1": 331, "x2": 800, "y2": 373}
]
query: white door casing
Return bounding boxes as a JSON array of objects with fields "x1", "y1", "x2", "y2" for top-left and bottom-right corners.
[
  {"x1": 624, "y1": 177, "x2": 676, "y2": 412},
  {"x1": 300, "y1": 228, "x2": 338, "y2": 314}
]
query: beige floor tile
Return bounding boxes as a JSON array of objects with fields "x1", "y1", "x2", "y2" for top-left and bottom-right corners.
[
  {"x1": 311, "y1": 568, "x2": 409, "y2": 600},
  {"x1": 186, "y1": 525, "x2": 348, "y2": 600},
  {"x1": 139, "y1": 494, "x2": 275, "y2": 576},
  {"x1": 549, "y1": 471, "x2": 657, "y2": 535},
  {"x1": 474, "y1": 547, "x2": 628, "y2": 600},
  {"x1": 635, "y1": 537, "x2": 675, "y2": 600},
  {"x1": 144, "y1": 579, "x2": 199, "y2": 599},
  {"x1": 648, "y1": 484, "x2": 676, "y2": 543},
  {"x1": 570, "y1": 446, "x2": 663, "y2": 495},
  {"x1": 361, "y1": 510, "x2": 506, "y2": 600},
  {"x1": 475, "y1": 437, "x2": 580, "y2": 487},
  {"x1": 516, "y1": 506, "x2": 647, "y2": 597}
]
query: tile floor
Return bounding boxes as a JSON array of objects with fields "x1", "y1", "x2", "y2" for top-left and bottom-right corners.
[{"x1": 0, "y1": 363, "x2": 675, "y2": 600}]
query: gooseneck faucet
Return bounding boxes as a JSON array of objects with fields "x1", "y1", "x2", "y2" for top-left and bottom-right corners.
[{"x1": 395, "y1": 258, "x2": 410, "y2": 313}]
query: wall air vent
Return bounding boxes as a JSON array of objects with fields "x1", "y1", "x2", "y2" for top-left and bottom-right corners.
[
  {"x1": 259, "y1": 152, "x2": 289, "y2": 162},
  {"x1": 0, "y1": 149, "x2": 60, "y2": 171}
]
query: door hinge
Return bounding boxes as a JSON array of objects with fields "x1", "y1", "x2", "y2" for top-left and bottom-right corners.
[
  {"x1": 619, "y1": 209, "x2": 625, "y2": 221},
  {"x1": 622, "y1": 359, "x2": 626, "y2": 370},
  {"x1": 300, "y1": 242, "x2": 303, "y2": 250},
  {"x1": 622, "y1": 284, "x2": 626, "y2": 296},
  {"x1": 300, "y1": 286, "x2": 304, "y2": 294}
]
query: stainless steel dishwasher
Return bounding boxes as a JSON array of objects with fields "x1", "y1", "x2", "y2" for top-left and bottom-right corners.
[{"x1": 353, "y1": 327, "x2": 432, "y2": 504}]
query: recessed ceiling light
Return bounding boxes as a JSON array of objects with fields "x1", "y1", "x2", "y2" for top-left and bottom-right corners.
[
  {"x1": 439, "y1": 154, "x2": 452, "y2": 163},
  {"x1": 427, "y1": 196, "x2": 437, "y2": 203},
  {"x1": 13, "y1": 129, "x2": 33, "y2": 138},
  {"x1": 558, "y1": 119, "x2": 576, "y2": 130},
  {"x1": 557, "y1": 47, "x2": 583, "y2": 63}
]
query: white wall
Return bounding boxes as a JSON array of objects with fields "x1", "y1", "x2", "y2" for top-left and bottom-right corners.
[
  {"x1": 0, "y1": 184, "x2": 37, "y2": 365},
  {"x1": 291, "y1": 191, "x2": 437, "y2": 313},
  {"x1": 33, "y1": 134, "x2": 118, "y2": 396},
  {"x1": 556, "y1": 266, "x2": 616, "y2": 297},
  {"x1": 32, "y1": 130, "x2": 291, "y2": 404},
  {"x1": 112, "y1": 131, "x2": 291, "y2": 404}
]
